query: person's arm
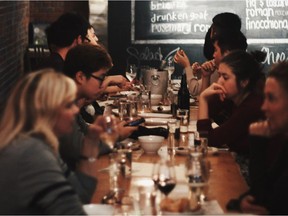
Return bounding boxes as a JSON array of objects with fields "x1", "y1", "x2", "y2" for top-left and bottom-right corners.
[
  {"x1": 240, "y1": 195, "x2": 269, "y2": 214},
  {"x1": 199, "y1": 60, "x2": 217, "y2": 93},
  {"x1": 185, "y1": 63, "x2": 202, "y2": 96},
  {"x1": 101, "y1": 75, "x2": 130, "y2": 90},
  {"x1": 198, "y1": 93, "x2": 264, "y2": 152},
  {"x1": 19, "y1": 140, "x2": 86, "y2": 214},
  {"x1": 198, "y1": 82, "x2": 226, "y2": 120}
]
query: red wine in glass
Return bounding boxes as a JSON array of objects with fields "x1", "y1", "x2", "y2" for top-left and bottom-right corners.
[{"x1": 157, "y1": 178, "x2": 176, "y2": 196}]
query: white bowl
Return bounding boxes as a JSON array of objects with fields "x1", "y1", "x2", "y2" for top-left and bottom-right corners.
[{"x1": 138, "y1": 135, "x2": 164, "y2": 154}]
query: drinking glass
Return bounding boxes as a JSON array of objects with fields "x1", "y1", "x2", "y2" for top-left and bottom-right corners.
[
  {"x1": 99, "y1": 112, "x2": 119, "y2": 150},
  {"x1": 126, "y1": 64, "x2": 137, "y2": 82},
  {"x1": 165, "y1": 58, "x2": 175, "y2": 81},
  {"x1": 186, "y1": 152, "x2": 210, "y2": 211},
  {"x1": 152, "y1": 159, "x2": 176, "y2": 198}
]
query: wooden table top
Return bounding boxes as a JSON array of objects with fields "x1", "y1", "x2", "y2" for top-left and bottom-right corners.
[
  {"x1": 78, "y1": 104, "x2": 248, "y2": 213},
  {"x1": 79, "y1": 146, "x2": 248, "y2": 213}
]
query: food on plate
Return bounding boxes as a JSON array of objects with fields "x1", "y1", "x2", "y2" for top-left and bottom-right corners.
[{"x1": 160, "y1": 197, "x2": 190, "y2": 213}]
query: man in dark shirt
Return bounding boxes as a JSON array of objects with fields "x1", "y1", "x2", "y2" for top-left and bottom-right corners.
[{"x1": 43, "y1": 12, "x2": 90, "y2": 72}]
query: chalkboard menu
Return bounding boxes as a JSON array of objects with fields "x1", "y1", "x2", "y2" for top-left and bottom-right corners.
[{"x1": 108, "y1": 0, "x2": 288, "y2": 75}]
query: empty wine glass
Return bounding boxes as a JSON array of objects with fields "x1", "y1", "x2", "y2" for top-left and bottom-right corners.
[
  {"x1": 126, "y1": 64, "x2": 137, "y2": 82},
  {"x1": 152, "y1": 159, "x2": 176, "y2": 198},
  {"x1": 165, "y1": 58, "x2": 175, "y2": 81}
]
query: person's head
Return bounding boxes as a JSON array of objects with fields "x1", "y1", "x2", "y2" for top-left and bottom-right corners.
[
  {"x1": 0, "y1": 69, "x2": 79, "y2": 152},
  {"x1": 204, "y1": 12, "x2": 242, "y2": 60},
  {"x1": 86, "y1": 25, "x2": 99, "y2": 45},
  {"x1": 217, "y1": 50, "x2": 266, "y2": 102},
  {"x1": 212, "y1": 31, "x2": 247, "y2": 66},
  {"x1": 45, "y1": 12, "x2": 90, "y2": 51},
  {"x1": 64, "y1": 43, "x2": 113, "y2": 100},
  {"x1": 211, "y1": 12, "x2": 241, "y2": 38},
  {"x1": 261, "y1": 61, "x2": 288, "y2": 135}
]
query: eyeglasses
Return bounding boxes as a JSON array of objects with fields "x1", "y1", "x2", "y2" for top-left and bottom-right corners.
[{"x1": 90, "y1": 74, "x2": 105, "y2": 84}]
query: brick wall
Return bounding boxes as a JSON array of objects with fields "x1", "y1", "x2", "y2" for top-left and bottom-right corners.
[
  {"x1": 0, "y1": 1, "x2": 29, "y2": 114},
  {"x1": 30, "y1": 1, "x2": 89, "y2": 23},
  {"x1": 0, "y1": 1, "x2": 89, "y2": 114}
]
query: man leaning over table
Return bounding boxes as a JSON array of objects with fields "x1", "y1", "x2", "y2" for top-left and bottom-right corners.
[{"x1": 59, "y1": 43, "x2": 138, "y2": 201}]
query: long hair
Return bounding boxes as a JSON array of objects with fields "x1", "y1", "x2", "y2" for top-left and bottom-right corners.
[
  {"x1": 0, "y1": 69, "x2": 77, "y2": 152},
  {"x1": 220, "y1": 50, "x2": 266, "y2": 93}
]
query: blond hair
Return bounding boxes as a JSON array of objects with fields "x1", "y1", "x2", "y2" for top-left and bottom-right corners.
[{"x1": 0, "y1": 69, "x2": 77, "y2": 152}]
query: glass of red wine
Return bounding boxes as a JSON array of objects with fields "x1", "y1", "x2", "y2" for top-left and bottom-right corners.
[{"x1": 152, "y1": 159, "x2": 176, "y2": 198}]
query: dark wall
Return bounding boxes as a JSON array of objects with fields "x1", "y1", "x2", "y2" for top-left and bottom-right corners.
[{"x1": 108, "y1": 0, "x2": 288, "y2": 76}]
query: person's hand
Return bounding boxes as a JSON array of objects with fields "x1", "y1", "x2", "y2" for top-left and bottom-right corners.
[
  {"x1": 86, "y1": 115, "x2": 107, "y2": 140},
  {"x1": 174, "y1": 50, "x2": 190, "y2": 68},
  {"x1": 249, "y1": 120, "x2": 271, "y2": 137},
  {"x1": 117, "y1": 121, "x2": 138, "y2": 141},
  {"x1": 101, "y1": 75, "x2": 128, "y2": 89},
  {"x1": 240, "y1": 195, "x2": 269, "y2": 214},
  {"x1": 191, "y1": 62, "x2": 202, "y2": 76},
  {"x1": 200, "y1": 82, "x2": 227, "y2": 101},
  {"x1": 201, "y1": 60, "x2": 216, "y2": 78}
]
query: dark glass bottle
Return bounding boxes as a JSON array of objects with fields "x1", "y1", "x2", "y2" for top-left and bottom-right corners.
[{"x1": 177, "y1": 73, "x2": 190, "y2": 110}]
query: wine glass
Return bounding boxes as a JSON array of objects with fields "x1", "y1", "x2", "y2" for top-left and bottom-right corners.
[
  {"x1": 166, "y1": 58, "x2": 175, "y2": 81},
  {"x1": 186, "y1": 152, "x2": 209, "y2": 211},
  {"x1": 153, "y1": 159, "x2": 176, "y2": 198},
  {"x1": 99, "y1": 107, "x2": 119, "y2": 150},
  {"x1": 126, "y1": 64, "x2": 137, "y2": 82}
]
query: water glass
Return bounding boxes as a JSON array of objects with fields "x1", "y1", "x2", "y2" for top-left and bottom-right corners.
[
  {"x1": 118, "y1": 99, "x2": 128, "y2": 121},
  {"x1": 127, "y1": 100, "x2": 138, "y2": 120},
  {"x1": 177, "y1": 109, "x2": 189, "y2": 126},
  {"x1": 186, "y1": 152, "x2": 210, "y2": 211},
  {"x1": 167, "y1": 119, "x2": 177, "y2": 153}
]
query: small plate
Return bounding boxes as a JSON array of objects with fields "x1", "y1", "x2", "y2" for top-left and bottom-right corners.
[
  {"x1": 190, "y1": 98, "x2": 195, "y2": 103},
  {"x1": 175, "y1": 147, "x2": 219, "y2": 156},
  {"x1": 138, "y1": 113, "x2": 172, "y2": 118},
  {"x1": 151, "y1": 105, "x2": 171, "y2": 113},
  {"x1": 112, "y1": 108, "x2": 119, "y2": 115},
  {"x1": 208, "y1": 147, "x2": 219, "y2": 154},
  {"x1": 119, "y1": 91, "x2": 139, "y2": 96},
  {"x1": 175, "y1": 147, "x2": 189, "y2": 156},
  {"x1": 83, "y1": 204, "x2": 114, "y2": 215},
  {"x1": 144, "y1": 118, "x2": 172, "y2": 125}
]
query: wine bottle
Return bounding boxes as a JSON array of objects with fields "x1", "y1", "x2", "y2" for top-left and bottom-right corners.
[{"x1": 177, "y1": 73, "x2": 190, "y2": 110}]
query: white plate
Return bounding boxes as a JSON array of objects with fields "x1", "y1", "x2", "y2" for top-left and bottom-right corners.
[
  {"x1": 97, "y1": 100, "x2": 114, "y2": 107},
  {"x1": 119, "y1": 91, "x2": 139, "y2": 96},
  {"x1": 83, "y1": 204, "x2": 114, "y2": 215},
  {"x1": 151, "y1": 105, "x2": 171, "y2": 113},
  {"x1": 175, "y1": 147, "x2": 219, "y2": 156},
  {"x1": 190, "y1": 98, "x2": 196, "y2": 103},
  {"x1": 175, "y1": 147, "x2": 189, "y2": 156},
  {"x1": 138, "y1": 113, "x2": 172, "y2": 118},
  {"x1": 208, "y1": 147, "x2": 219, "y2": 154},
  {"x1": 144, "y1": 118, "x2": 173, "y2": 125},
  {"x1": 112, "y1": 108, "x2": 119, "y2": 115}
]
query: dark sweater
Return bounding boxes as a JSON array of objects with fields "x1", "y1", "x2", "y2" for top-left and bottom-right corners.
[{"x1": 197, "y1": 93, "x2": 265, "y2": 154}]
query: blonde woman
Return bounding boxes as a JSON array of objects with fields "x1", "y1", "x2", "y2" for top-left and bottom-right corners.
[{"x1": 0, "y1": 69, "x2": 88, "y2": 214}]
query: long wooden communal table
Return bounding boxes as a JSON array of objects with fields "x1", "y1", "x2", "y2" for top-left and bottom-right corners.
[
  {"x1": 78, "y1": 105, "x2": 249, "y2": 213},
  {"x1": 79, "y1": 145, "x2": 248, "y2": 213}
]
